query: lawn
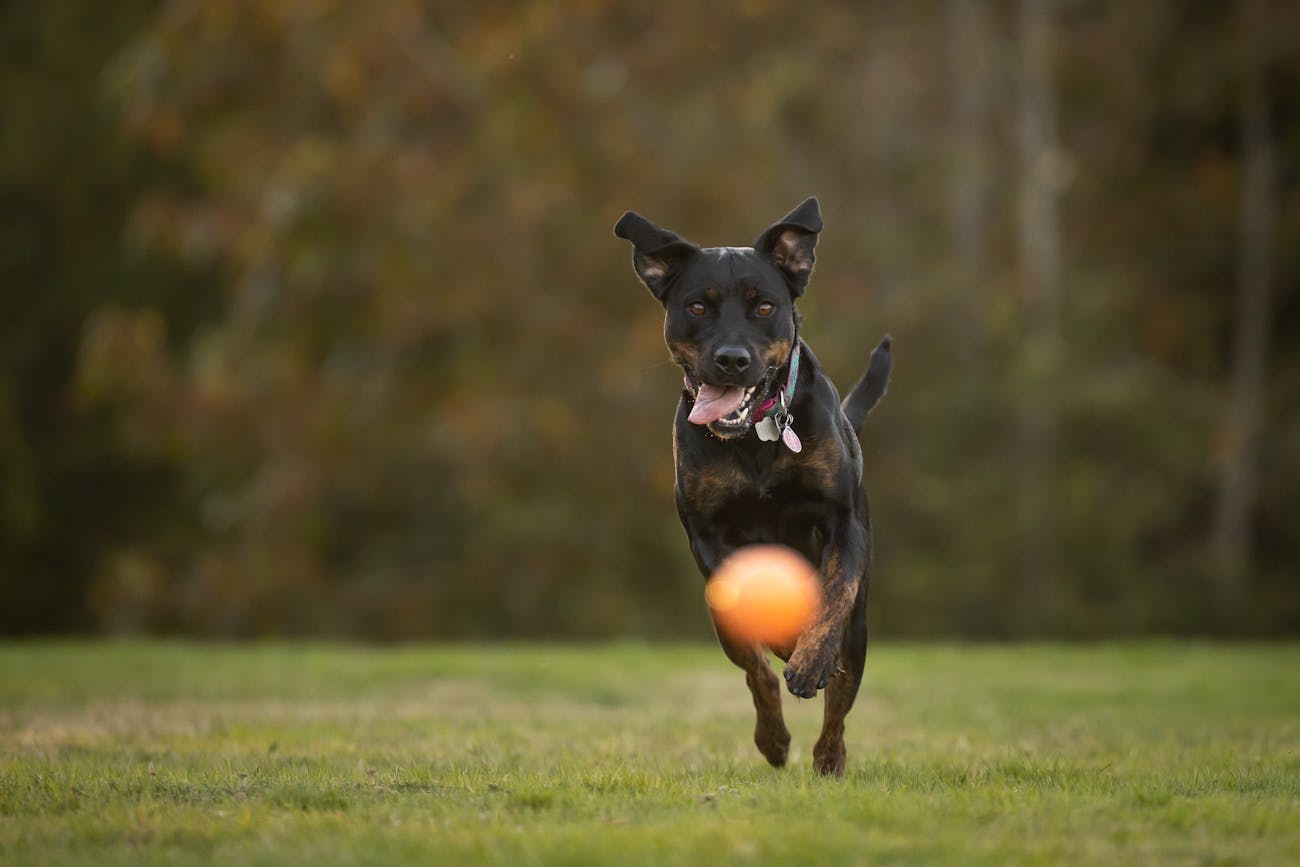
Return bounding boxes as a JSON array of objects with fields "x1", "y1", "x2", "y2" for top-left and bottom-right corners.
[{"x1": 1, "y1": 641, "x2": 1297, "y2": 865}]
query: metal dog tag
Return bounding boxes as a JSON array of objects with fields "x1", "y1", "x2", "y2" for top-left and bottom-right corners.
[
  {"x1": 781, "y1": 424, "x2": 803, "y2": 453},
  {"x1": 755, "y1": 416, "x2": 780, "y2": 442}
]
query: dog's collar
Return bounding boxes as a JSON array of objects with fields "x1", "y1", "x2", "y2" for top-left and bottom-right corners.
[
  {"x1": 753, "y1": 342, "x2": 800, "y2": 423},
  {"x1": 752, "y1": 342, "x2": 803, "y2": 451}
]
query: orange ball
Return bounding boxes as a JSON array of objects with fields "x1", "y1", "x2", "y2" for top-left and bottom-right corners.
[{"x1": 706, "y1": 545, "x2": 822, "y2": 645}]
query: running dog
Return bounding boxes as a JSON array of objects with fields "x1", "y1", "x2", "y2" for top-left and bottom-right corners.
[{"x1": 614, "y1": 197, "x2": 891, "y2": 776}]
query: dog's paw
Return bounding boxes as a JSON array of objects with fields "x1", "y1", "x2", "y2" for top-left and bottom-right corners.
[
  {"x1": 782, "y1": 642, "x2": 839, "y2": 699},
  {"x1": 813, "y1": 736, "x2": 847, "y2": 777},
  {"x1": 755, "y1": 719, "x2": 791, "y2": 768}
]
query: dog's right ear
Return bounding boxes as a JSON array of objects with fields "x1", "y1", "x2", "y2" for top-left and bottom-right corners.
[
  {"x1": 754, "y1": 197, "x2": 822, "y2": 297},
  {"x1": 613, "y1": 211, "x2": 700, "y2": 302}
]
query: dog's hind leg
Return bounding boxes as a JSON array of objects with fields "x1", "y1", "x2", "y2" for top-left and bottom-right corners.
[
  {"x1": 711, "y1": 619, "x2": 791, "y2": 768},
  {"x1": 813, "y1": 579, "x2": 868, "y2": 777}
]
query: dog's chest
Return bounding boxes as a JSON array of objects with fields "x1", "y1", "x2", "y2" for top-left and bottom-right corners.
[{"x1": 678, "y1": 448, "x2": 799, "y2": 515}]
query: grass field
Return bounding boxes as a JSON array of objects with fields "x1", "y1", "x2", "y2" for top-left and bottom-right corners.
[{"x1": 1, "y1": 641, "x2": 1297, "y2": 865}]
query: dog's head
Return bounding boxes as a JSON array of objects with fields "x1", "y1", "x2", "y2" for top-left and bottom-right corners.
[{"x1": 614, "y1": 197, "x2": 822, "y2": 439}]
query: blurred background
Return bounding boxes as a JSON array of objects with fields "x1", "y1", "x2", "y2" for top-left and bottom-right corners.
[{"x1": 2, "y1": 0, "x2": 1297, "y2": 641}]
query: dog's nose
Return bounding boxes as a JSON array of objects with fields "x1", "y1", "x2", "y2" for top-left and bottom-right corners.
[{"x1": 713, "y1": 346, "x2": 752, "y2": 376}]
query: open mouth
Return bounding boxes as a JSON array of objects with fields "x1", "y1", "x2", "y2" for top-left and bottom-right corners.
[{"x1": 687, "y1": 366, "x2": 776, "y2": 436}]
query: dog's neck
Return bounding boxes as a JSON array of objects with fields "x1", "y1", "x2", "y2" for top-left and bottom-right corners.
[{"x1": 751, "y1": 340, "x2": 801, "y2": 423}]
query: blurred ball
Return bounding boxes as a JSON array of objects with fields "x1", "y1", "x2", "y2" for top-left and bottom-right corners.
[{"x1": 706, "y1": 545, "x2": 821, "y2": 645}]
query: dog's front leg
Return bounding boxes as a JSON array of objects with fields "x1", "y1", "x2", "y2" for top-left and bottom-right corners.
[
  {"x1": 710, "y1": 611, "x2": 792, "y2": 768},
  {"x1": 679, "y1": 505, "x2": 792, "y2": 768},
  {"x1": 783, "y1": 509, "x2": 868, "y2": 700}
]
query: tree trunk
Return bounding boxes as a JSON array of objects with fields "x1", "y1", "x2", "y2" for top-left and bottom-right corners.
[
  {"x1": 948, "y1": 0, "x2": 997, "y2": 634},
  {"x1": 947, "y1": 0, "x2": 993, "y2": 363},
  {"x1": 1212, "y1": 0, "x2": 1277, "y2": 617},
  {"x1": 1016, "y1": 0, "x2": 1062, "y2": 627}
]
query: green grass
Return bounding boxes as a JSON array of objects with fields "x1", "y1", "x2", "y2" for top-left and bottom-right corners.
[{"x1": 1, "y1": 641, "x2": 1297, "y2": 865}]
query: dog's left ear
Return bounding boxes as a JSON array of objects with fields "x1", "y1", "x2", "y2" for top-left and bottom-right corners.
[
  {"x1": 613, "y1": 211, "x2": 701, "y2": 303},
  {"x1": 754, "y1": 197, "x2": 822, "y2": 297}
]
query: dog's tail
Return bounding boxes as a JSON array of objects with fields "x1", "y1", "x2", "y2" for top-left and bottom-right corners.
[{"x1": 842, "y1": 335, "x2": 892, "y2": 433}]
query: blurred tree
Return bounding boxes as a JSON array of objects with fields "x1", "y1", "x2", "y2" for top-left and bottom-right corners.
[
  {"x1": 943, "y1": 0, "x2": 1007, "y2": 635},
  {"x1": 2, "y1": 0, "x2": 1297, "y2": 638},
  {"x1": 946, "y1": 0, "x2": 994, "y2": 363},
  {"x1": 0, "y1": 0, "x2": 214, "y2": 633},
  {"x1": 1015, "y1": 0, "x2": 1062, "y2": 628},
  {"x1": 1211, "y1": 0, "x2": 1279, "y2": 617}
]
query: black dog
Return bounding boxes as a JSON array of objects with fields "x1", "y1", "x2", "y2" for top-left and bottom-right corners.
[{"x1": 614, "y1": 197, "x2": 891, "y2": 777}]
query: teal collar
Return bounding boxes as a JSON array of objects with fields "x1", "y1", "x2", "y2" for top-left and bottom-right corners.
[
  {"x1": 753, "y1": 342, "x2": 804, "y2": 452},
  {"x1": 782, "y1": 341, "x2": 801, "y2": 407},
  {"x1": 754, "y1": 342, "x2": 800, "y2": 423}
]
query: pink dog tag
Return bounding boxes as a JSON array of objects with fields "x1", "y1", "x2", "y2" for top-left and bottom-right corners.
[{"x1": 782, "y1": 426, "x2": 802, "y2": 453}]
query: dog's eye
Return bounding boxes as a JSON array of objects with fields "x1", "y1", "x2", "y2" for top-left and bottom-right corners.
[
  {"x1": 688, "y1": 302, "x2": 707, "y2": 316},
  {"x1": 755, "y1": 302, "x2": 775, "y2": 317}
]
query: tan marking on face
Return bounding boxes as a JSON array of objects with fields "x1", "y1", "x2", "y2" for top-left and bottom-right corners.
[
  {"x1": 667, "y1": 339, "x2": 701, "y2": 373},
  {"x1": 762, "y1": 339, "x2": 793, "y2": 372}
]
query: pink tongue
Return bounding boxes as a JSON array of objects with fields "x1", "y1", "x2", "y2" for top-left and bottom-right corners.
[{"x1": 688, "y1": 384, "x2": 746, "y2": 425}]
